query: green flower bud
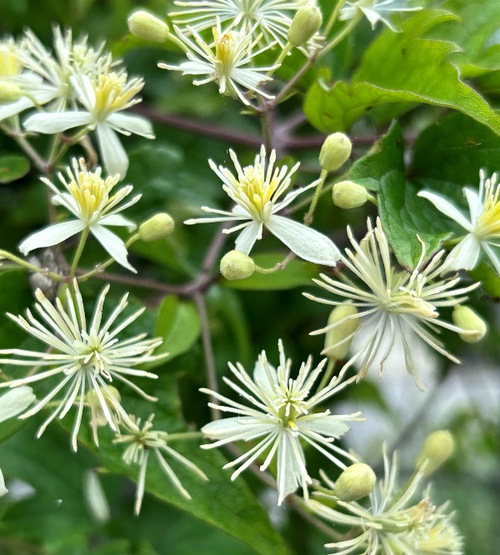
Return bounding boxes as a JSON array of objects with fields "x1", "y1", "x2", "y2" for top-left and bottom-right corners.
[
  {"x1": 0, "y1": 81, "x2": 23, "y2": 103},
  {"x1": 452, "y1": 305, "x2": 487, "y2": 343},
  {"x1": 319, "y1": 133, "x2": 352, "y2": 172},
  {"x1": 415, "y1": 430, "x2": 454, "y2": 476},
  {"x1": 334, "y1": 463, "x2": 376, "y2": 502},
  {"x1": 128, "y1": 10, "x2": 170, "y2": 43},
  {"x1": 332, "y1": 180, "x2": 370, "y2": 209},
  {"x1": 324, "y1": 303, "x2": 359, "y2": 360},
  {"x1": 220, "y1": 250, "x2": 255, "y2": 281},
  {"x1": 139, "y1": 213, "x2": 175, "y2": 242},
  {"x1": 287, "y1": 6, "x2": 323, "y2": 47}
]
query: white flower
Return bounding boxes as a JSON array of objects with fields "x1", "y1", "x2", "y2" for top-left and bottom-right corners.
[
  {"x1": 19, "y1": 157, "x2": 140, "y2": 272},
  {"x1": 304, "y1": 219, "x2": 480, "y2": 388},
  {"x1": 0, "y1": 280, "x2": 163, "y2": 451},
  {"x1": 184, "y1": 145, "x2": 340, "y2": 266},
  {"x1": 171, "y1": 0, "x2": 312, "y2": 46},
  {"x1": 0, "y1": 387, "x2": 37, "y2": 497},
  {"x1": 159, "y1": 22, "x2": 276, "y2": 106},
  {"x1": 309, "y1": 448, "x2": 463, "y2": 555},
  {"x1": 418, "y1": 170, "x2": 500, "y2": 274},
  {"x1": 113, "y1": 414, "x2": 208, "y2": 515},
  {"x1": 23, "y1": 68, "x2": 153, "y2": 177},
  {"x1": 339, "y1": 0, "x2": 422, "y2": 31},
  {"x1": 201, "y1": 340, "x2": 360, "y2": 505}
]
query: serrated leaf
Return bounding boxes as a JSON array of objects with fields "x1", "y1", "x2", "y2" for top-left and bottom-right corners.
[
  {"x1": 224, "y1": 252, "x2": 319, "y2": 290},
  {"x1": 305, "y1": 10, "x2": 500, "y2": 134},
  {"x1": 153, "y1": 295, "x2": 200, "y2": 364},
  {"x1": 0, "y1": 155, "x2": 30, "y2": 184}
]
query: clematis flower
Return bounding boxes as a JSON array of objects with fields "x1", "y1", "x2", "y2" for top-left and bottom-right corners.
[
  {"x1": 159, "y1": 21, "x2": 276, "y2": 106},
  {"x1": 113, "y1": 414, "x2": 208, "y2": 515},
  {"x1": 309, "y1": 447, "x2": 463, "y2": 555},
  {"x1": 184, "y1": 146, "x2": 340, "y2": 266},
  {"x1": 19, "y1": 157, "x2": 140, "y2": 272},
  {"x1": 201, "y1": 340, "x2": 361, "y2": 504},
  {"x1": 23, "y1": 68, "x2": 153, "y2": 177},
  {"x1": 0, "y1": 280, "x2": 163, "y2": 451},
  {"x1": 171, "y1": 0, "x2": 312, "y2": 46},
  {"x1": 339, "y1": 0, "x2": 422, "y2": 32},
  {"x1": 304, "y1": 219, "x2": 480, "y2": 388},
  {"x1": 418, "y1": 170, "x2": 500, "y2": 274}
]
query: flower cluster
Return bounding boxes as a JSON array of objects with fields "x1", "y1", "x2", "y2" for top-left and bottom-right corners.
[
  {"x1": 0, "y1": 27, "x2": 153, "y2": 177},
  {"x1": 309, "y1": 447, "x2": 463, "y2": 554}
]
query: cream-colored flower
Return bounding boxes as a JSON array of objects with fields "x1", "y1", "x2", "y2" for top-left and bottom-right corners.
[
  {"x1": 113, "y1": 414, "x2": 208, "y2": 515},
  {"x1": 201, "y1": 340, "x2": 360, "y2": 504},
  {"x1": 309, "y1": 448, "x2": 463, "y2": 554},
  {"x1": 159, "y1": 22, "x2": 276, "y2": 106},
  {"x1": 0, "y1": 280, "x2": 163, "y2": 451},
  {"x1": 19, "y1": 157, "x2": 140, "y2": 272},
  {"x1": 171, "y1": 0, "x2": 312, "y2": 46},
  {"x1": 305, "y1": 219, "x2": 480, "y2": 388},
  {"x1": 185, "y1": 145, "x2": 340, "y2": 265},
  {"x1": 339, "y1": 0, "x2": 421, "y2": 31},
  {"x1": 419, "y1": 170, "x2": 500, "y2": 274}
]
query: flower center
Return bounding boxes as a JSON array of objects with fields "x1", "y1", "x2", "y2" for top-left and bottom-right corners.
[
  {"x1": 233, "y1": 165, "x2": 281, "y2": 221},
  {"x1": 93, "y1": 72, "x2": 143, "y2": 117},
  {"x1": 388, "y1": 287, "x2": 438, "y2": 318},
  {"x1": 214, "y1": 30, "x2": 237, "y2": 75},
  {"x1": 476, "y1": 181, "x2": 500, "y2": 238},
  {"x1": 67, "y1": 171, "x2": 119, "y2": 223},
  {"x1": 273, "y1": 381, "x2": 309, "y2": 429},
  {"x1": 0, "y1": 44, "x2": 22, "y2": 77}
]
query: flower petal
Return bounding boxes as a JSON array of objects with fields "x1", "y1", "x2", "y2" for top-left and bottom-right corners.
[
  {"x1": 443, "y1": 234, "x2": 481, "y2": 271},
  {"x1": 107, "y1": 113, "x2": 154, "y2": 138},
  {"x1": 96, "y1": 124, "x2": 129, "y2": 179},
  {"x1": 418, "y1": 191, "x2": 472, "y2": 231},
  {"x1": 99, "y1": 214, "x2": 137, "y2": 230},
  {"x1": 23, "y1": 111, "x2": 93, "y2": 134},
  {"x1": 0, "y1": 468, "x2": 7, "y2": 496},
  {"x1": 276, "y1": 431, "x2": 307, "y2": 504},
  {"x1": 90, "y1": 224, "x2": 136, "y2": 273},
  {"x1": 234, "y1": 221, "x2": 262, "y2": 254},
  {"x1": 0, "y1": 387, "x2": 36, "y2": 422},
  {"x1": 298, "y1": 414, "x2": 350, "y2": 438},
  {"x1": 266, "y1": 215, "x2": 340, "y2": 266},
  {"x1": 18, "y1": 220, "x2": 84, "y2": 255},
  {"x1": 482, "y1": 242, "x2": 500, "y2": 274}
]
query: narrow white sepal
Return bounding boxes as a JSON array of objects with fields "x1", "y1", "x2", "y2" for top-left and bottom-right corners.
[
  {"x1": 0, "y1": 468, "x2": 7, "y2": 497},
  {"x1": 443, "y1": 234, "x2": 481, "y2": 271},
  {"x1": 234, "y1": 221, "x2": 262, "y2": 254},
  {"x1": 107, "y1": 112, "x2": 154, "y2": 138},
  {"x1": 18, "y1": 220, "x2": 84, "y2": 255},
  {"x1": 90, "y1": 224, "x2": 136, "y2": 273},
  {"x1": 96, "y1": 124, "x2": 129, "y2": 179},
  {"x1": 0, "y1": 387, "x2": 36, "y2": 422},
  {"x1": 418, "y1": 191, "x2": 472, "y2": 231},
  {"x1": 24, "y1": 111, "x2": 93, "y2": 134}
]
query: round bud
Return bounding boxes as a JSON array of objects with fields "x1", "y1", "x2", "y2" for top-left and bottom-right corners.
[
  {"x1": 324, "y1": 303, "x2": 359, "y2": 360},
  {"x1": 220, "y1": 250, "x2": 255, "y2": 281},
  {"x1": 287, "y1": 6, "x2": 323, "y2": 47},
  {"x1": 139, "y1": 213, "x2": 175, "y2": 242},
  {"x1": 334, "y1": 463, "x2": 376, "y2": 502},
  {"x1": 127, "y1": 10, "x2": 170, "y2": 43},
  {"x1": 415, "y1": 430, "x2": 454, "y2": 476},
  {"x1": 452, "y1": 305, "x2": 487, "y2": 343},
  {"x1": 332, "y1": 180, "x2": 369, "y2": 209},
  {"x1": 0, "y1": 81, "x2": 23, "y2": 103},
  {"x1": 319, "y1": 133, "x2": 352, "y2": 172}
]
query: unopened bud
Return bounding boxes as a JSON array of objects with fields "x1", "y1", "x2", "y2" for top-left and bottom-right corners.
[
  {"x1": 139, "y1": 213, "x2": 175, "y2": 242},
  {"x1": 319, "y1": 133, "x2": 352, "y2": 172},
  {"x1": 332, "y1": 180, "x2": 369, "y2": 209},
  {"x1": 287, "y1": 6, "x2": 322, "y2": 47},
  {"x1": 334, "y1": 463, "x2": 376, "y2": 502},
  {"x1": 324, "y1": 304, "x2": 359, "y2": 360},
  {"x1": 220, "y1": 250, "x2": 255, "y2": 281},
  {"x1": 128, "y1": 10, "x2": 170, "y2": 43},
  {"x1": 415, "y1": 430, "x2": 454, "y2": 476},
  {"x1": 0, "y1": 81, "x2": 23, "y2": 103},
  {"x1": 452, "y1": 305, "x2": 487, "y2": 343}
]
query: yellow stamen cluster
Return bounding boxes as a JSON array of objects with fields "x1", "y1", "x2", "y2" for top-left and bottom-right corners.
[
  {"x1": 476, "y1": 176, "x2": 500, "y2": 238},
  {"x1": 93, "y1": 71, "x2": 144, "y2": 116},
  {"x1": 0, "y1": 42, "x2": 22, "y2": 77},
  {"x1": 213, "y1": 28, "x2": 236, "y2": 73}
]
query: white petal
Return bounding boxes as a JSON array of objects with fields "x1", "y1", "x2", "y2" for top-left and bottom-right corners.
[
  {"x1": 298, "y1": 415, "x2": 350, "y2": 438},
  {"x1": 483, "y1": 242, "x2": 500, "y2": 274},
  {"x1": 96, "y1": 124, "x2": 129, "y2": 179},
  {"x1": 90, "y1": 224, "x2": 136, "y2": 273},
  {"x1": 0, "y1": 468, "x2": 7, "y2": 497},
  {"x1": 234, "y1": 221, "x2": 262, "y2": 254},
  {"x1": 464, "y1": 187, "x2": 482, "y2": 224},
  {"x1": 0, "y1": 97, "x2": 35, "y2": 120},
  {"x1": 266, "y1": 215, "x2": 340, "y2": 266},
  {"x1": 443, "y1": 234, "x2": 481, "y2": 271},
  {"x1": 276, "y1": 432, "x2": 306, "y2": 504},
  {"x1": 0, "y1": 387, "x2": 36, "y2": 422},
  {"x1": 18, "y1": 220, "x2": 84, "y2": 255},
  {"x1": 107, "y1": 113, "x2": 154, "y2": 138},
  {"x1": 202, "y1": 417, "x2": 274, "y2": 442},
  {"x1": 418, "y1": 191, "x2": 472, "y2": 231},
  {"x1": 23, "y1": 111, "x2": 93, "y2": 134},
  {"x1": 99, "y1": 214, "x2": 137, "y2": 230}
]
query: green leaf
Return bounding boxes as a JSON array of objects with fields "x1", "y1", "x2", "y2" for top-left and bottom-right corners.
[
  {"x1": 224, "y1": 252, "x2": 319, "y2": 290},
  {"x1": 153, "y1": 295, "x2": 200, "y2": 364},
  {"x1": 305, "y1": 10, "x2": 500, "y2": 134},
  {"x1": 410, "y1": 112, "x2": 500, "y2": 184},
  {"x1": 469, "y1": 262, "x2": 500, "y2": 300},
  {"x1": 0, "y1": 155, "x2": 30, "y2": 184}
]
